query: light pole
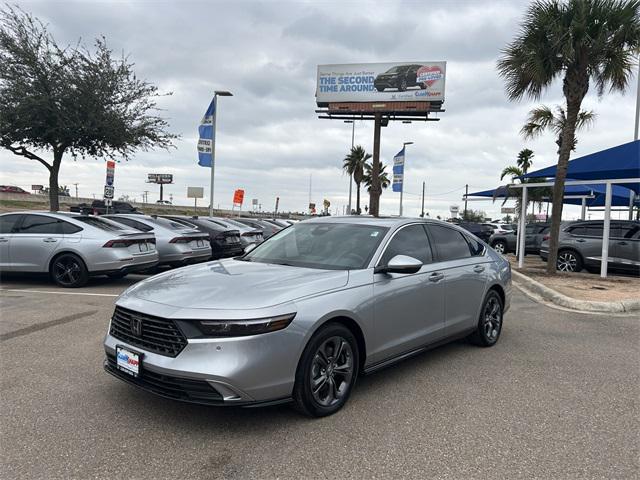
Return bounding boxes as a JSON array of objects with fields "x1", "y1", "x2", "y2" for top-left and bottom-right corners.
[
  {"x1": 399, "y1": 141, "x2": 413, "y2": 216},
  {"x1": 344, "y1": 120, "x2": 355, "y2": 215},
  {"x1": 209, "y1": 90, "x2": 233, "y2": 217}
]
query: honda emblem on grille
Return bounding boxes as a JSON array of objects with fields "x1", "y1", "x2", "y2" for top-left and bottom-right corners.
[{"x1": 130, "y1": 316, "x2": 143, "y2": 337}]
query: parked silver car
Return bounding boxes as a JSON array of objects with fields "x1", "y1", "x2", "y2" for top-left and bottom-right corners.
[
  {"x1": 540, "y1": 220, "x2": 640, "y2": 273},
  {"x1": 103, "y1": 215, "x2": 212, "y2": 268},
  {"x1": 0, "y1": 211, "x2": 158, "y2": 287},
  {"x1": 104, "y1": 217, "x2": 511, "y2": 416},
  {"x1": 206, "y1": 217, "x2": 264, "y2": 248}
]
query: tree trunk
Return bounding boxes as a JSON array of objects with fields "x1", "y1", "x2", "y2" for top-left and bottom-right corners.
[
  {"x1": 48, "y1": 148, "x2": 63, "y2": 212},
  {"x1": 356, "y1": 184, "x2": 361, "y2": 215},
  {"x1": 546, "y1": 70, "x2": 588, "y2": 275},
  {"x1": 369, "y1": 113, "x2": 382, "y2": 216}
]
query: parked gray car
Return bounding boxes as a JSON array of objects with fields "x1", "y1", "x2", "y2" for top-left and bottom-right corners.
[
  {"x1": 104, "y1": 217, "x2": 511, "y2": 417},
  {"x1": 206, "y1": 217, "x2": 264, "y2": 248},
  {"x1": 540, "y1": 220, "x2": 640, "y2": 273},
  {"x1": 231, "y1": 218, "x2": 282, "y2": 239},
  {"x1": 0, "y1": 212, "x2": 158, "y2": 287},
  {"x1": 490, "y1": 223, "x2": 550, "y2": 255},
  {"x1": 103, "y1": 214, "x2": 211, "y2": 268}
]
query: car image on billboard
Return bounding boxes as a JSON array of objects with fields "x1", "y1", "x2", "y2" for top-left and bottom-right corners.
[{"x1": 316, "y1": 62, "x2": 446, "y2": 105}]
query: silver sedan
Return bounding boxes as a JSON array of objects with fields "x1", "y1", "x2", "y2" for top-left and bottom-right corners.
[
  {"x1": 0, "y1": 211, "x2": 158, "y2": 287},
  {"x1": 103, "y1": 217, "x2": 511, "y2": 416}
]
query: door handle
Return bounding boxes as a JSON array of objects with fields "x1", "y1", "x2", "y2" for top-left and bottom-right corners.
[
  {"x1": 576, "y1": 239, "x2": 586, "y2": 243},
  {"x1": 473, "y1": 265, "x2": 485, "y2": 273},
  {"x1": 617, "y1": 241, "x2": 628, "y2": 245},
  {"x1": 0, "y1": 238, "x2": 8, "y2": 243},
  {"x1": 429, "y1": 272, "x2": 444, "y2": 282},
  {"x1": 43, "y1": 238, "x2": 58, "y2": 243}
]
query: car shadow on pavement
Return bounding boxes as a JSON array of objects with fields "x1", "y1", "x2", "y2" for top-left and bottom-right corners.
[{"x1": 0, "y1": 272, "x2": 148, "y2": 289}]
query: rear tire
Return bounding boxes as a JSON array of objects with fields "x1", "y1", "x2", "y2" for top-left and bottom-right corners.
[
  {"x1": 468, "y1": 290, "x2": 503, "y2": 347},
  {"x1": 492, "y1": 240, "x2": 507, "y2": 255},
  {"x1": 293, "y1": 323, "x2": 359, "y2": 417},
  {"x1": 50, "y1": 253, "x2": 89, "y2": 288}
]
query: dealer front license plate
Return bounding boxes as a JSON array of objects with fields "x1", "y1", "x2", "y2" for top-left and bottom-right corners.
[{"x1": 116, "y1": 346, "x2": 141, "y2": 378}]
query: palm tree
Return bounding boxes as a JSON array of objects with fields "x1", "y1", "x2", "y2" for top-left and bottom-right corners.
[
  {"x1": 516, "y1": 148, "x2": 534, "y2": 173},
  {"x1": 521, "y1": 105, "x2": 596, "y2": 153},
  {"x1": 497, "y1": 0, "x2": 640, "y2": 274},
  {"x1": 363, "y1": 162, "x2": 390, "y2": 192},
  {"x1": 343, "y1": 145, "x2": 371, "y2": 214}
]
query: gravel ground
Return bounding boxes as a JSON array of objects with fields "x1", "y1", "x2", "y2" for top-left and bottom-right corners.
[{"x1": 1, "y1": 275, "x2": 638, "y2": 479}]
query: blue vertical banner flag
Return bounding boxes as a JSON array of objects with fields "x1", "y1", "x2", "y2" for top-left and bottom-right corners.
[
  {"x1": 392, "y1": 147, "x2": 405, "y2": 192},
  {"x1": 197, "y1": 98, "x2": 215, "y2": 167}
]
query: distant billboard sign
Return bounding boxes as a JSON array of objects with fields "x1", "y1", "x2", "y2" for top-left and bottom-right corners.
[
  {"x1": 316, "y1": 62, "x2": 446, "y2": 105},
  {"x1": 501, "y1": 207, "x2": 516, "y2": 214},
  {"x1": 147, "y1": 173, "x2": 173, "y2": 184},
  {"x1": 233, "y1": 189, "x2": 245, "y2": 205},
  {"x1": 187, "y1": 187, "x2": 204, "y2": 199}
]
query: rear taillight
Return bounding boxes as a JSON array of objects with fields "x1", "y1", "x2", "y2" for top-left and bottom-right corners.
[
  {"x1": 169, "y1": 237, "x2": 189, "y2": 244},
  {"x1": 241, "y1": 232, "x2": 253, "y2": 237},
  {"x1": 542, "y1": 234, "x2": 550, "y2": 241},
  {"x1": 103, "y1": 239, "x2": 132, "y2": 248}
]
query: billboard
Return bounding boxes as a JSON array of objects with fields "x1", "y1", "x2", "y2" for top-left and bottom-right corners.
[
  {"x1": 147, "y1": 173, "x2": 173, "y2": 184},
  {"x1": 316, "y1": 62, "x2": 446, "y2": 105},
  {"x1": 233, "y1": 189, "x2": 245, "y2": 205},
  {"x1": 187, "y1": 187, "x2": 204, "y2": 199}
]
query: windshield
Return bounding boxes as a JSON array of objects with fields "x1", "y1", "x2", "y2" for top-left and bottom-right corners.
[{"x1": 243, "y1": 222, "x2": 388, "y2": 270}]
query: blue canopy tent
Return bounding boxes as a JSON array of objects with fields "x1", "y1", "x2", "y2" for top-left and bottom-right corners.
[{"x1": 508, "y1": 140, "x2": 640, "y2": 276}]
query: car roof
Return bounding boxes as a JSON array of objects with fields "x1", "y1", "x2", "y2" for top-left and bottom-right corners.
[{"x1": 303, "y1": 216, "x2": 457, "y2": 229}]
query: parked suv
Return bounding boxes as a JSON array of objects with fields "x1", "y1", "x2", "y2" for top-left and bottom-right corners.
[
  {"x1": 540, "y1": 220, "x2": 640, "y2": 273},
  {"x1": 457, "y1": 222, "x2": 494, "y2": 243}
]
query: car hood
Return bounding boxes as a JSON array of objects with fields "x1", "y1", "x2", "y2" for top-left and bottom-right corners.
[{"x1": 120, "y1": 259, "x2": 349, "y2": 310}]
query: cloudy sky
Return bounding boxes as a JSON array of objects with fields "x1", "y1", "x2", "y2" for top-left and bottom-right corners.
[{"x1": 1, "y1": 0, "x2": 637, "y2": 219}]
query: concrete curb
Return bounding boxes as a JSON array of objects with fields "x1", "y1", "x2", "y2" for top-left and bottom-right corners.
[{"x1": 511, "y1": 270, "x2": 640, "y2": 313}]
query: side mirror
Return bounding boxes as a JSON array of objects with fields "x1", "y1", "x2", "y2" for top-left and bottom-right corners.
[
  {"x1": 374, "y1": 255, "x2": 422, "y2": 275},
  {"x1": 243, "y1": 243, "x2": 257, "y2": 254}
]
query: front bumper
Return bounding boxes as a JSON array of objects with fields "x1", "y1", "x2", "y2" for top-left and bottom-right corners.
[{"x1": 103, "y1": 323, "x2": 301, "y2": 405}]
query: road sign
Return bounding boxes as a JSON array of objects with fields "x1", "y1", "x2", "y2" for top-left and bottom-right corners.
[
  {"x1": 147, "y1": 173, "x2": 173, "y2": 184},
  {"x1": 104, "y1": 185, "x2": 114, "y2": 199},
  {"x1": 233, "y1": 189, "x2": 245, "y2": 205},
  {"x1": 105, "y1": 160, "x2": 116, "y2": 186},
  {"x1": 104, "y1": 198, "x2": 113, "y2": 207}
]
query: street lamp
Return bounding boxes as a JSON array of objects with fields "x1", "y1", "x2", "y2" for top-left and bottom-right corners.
[
  {"x1": 398, "y1": 142, "x2": 413, "y2": 216},
  {"x1": 344, "y1": 120, "x2": 355, "y2": 215},
  {"x1": 209, "y1": 90, "x2": 233, "y2": 217}
]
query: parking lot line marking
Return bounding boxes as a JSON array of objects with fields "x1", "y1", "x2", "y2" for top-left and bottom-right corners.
[
  {"x1": 0, "y1": 310, "x2": 99, "y2": 342},
  {"x1": 0, "y1": 288, "x2": 119, "y2": 297}
]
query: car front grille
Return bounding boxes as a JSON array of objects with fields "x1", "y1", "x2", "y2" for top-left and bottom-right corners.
[
  {"x1": 109, "y1": 306, "x2": 188, "y2": 358},
  {"x1": 105, "y1": 354, "x2": 223, "y2": 405}
]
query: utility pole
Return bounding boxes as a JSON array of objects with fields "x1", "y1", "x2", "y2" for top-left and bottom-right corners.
[
  {"x1": 73, "y1": 183, "x2": 79, "y2": 198},
  {"x1": 464, "y1": 184, "x2": 468, "y2": 220},
  {"x1": 143, "y1": 191, "x2": 149, "y2": 204},
  {"x1": 421, "y1": 181, "x2": 425, "y2": 217}
]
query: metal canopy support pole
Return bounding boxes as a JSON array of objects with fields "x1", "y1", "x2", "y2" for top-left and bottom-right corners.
[
  {"x1": 518, "y1": 185, "x2": 527, "y2": 269},
  {"x1": 421, "y1": 181, "x2": 425, "y2": 217},
  {"x1": 629, "y1": 191, "x2": 635, "y2": 221},
  {"x1": 581, "y1": 197, "x2": 587, "y2": 220},
  {"x1": 209, "y1": 95, "x2": 218, "y2": 218},
  {"x1": 601, "y1": 182, "x2": 612, "y2": 278}
]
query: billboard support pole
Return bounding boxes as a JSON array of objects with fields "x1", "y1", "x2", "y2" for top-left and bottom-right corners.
[{"x1": 370, "y1": 113, "x2": 382, "y2": 217}]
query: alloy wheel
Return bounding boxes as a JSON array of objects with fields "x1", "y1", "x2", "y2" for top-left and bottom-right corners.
[
  {"x1": 482, "y1": 296, "x2": 502, "y2": 342},
  {"x1": 310, "y1": 336, "x2": 354, "y2": 407},
  {"x1": 53, "y1": 256, "x2": 82, "y2": 286},
  {"x1": 557, "y1": 252, "x2": 578, "y2": 272},
  {"x1": 493, "y1": 242, "x2": 506, "y2": 254}
]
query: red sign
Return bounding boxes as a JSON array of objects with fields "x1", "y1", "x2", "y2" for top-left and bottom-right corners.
[{"x1": 233, "y1": 189, "x2": 245, "y2": 205}]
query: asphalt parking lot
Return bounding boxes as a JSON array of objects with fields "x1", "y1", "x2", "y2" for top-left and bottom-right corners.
[{"x1": 0, "y1": 274, "x2": 638, "y2": 479}]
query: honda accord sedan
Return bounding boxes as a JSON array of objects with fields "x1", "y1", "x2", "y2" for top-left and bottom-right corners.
[{"x1": 104, "y1": 217, "x2": 511, "y2": 417}]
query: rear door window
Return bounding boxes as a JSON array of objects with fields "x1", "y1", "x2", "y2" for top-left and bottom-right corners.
[
  {"x1": 428, "y1": 224, "x2": 472, "y2": 261},
  {"x1": 76, "y1": 216, "x2": 127, "y2": 232},
  {"x1": 107, "y1": 217, "x2": 153, "y2": 232},
  {"x1": 0, "y1": 214, "x2": 22, "y2": 234}
]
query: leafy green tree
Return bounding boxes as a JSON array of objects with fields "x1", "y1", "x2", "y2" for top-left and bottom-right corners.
[
  {"x1": 497, "y1": 0, "x2": 640, "y2": 274},
  {"x1": 342, "y1": 145, "x2": 371, "y2": 214},
  {"x1": 0, "y1": 6, "x2": 176, "y2": 211},
  {"x1": 461, "y1": 209, "x2": 486, "y2": 222},
  {"x1": 363, "y1": 162, "x2": 390, "y2": 192},
  {"x1": 521, "y1": 105, "x2": 596, "y2": 153},
  {"x1": 498, "y1": 150, "x2": 551, "y2": 216}
]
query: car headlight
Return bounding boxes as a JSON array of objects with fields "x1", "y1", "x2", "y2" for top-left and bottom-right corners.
[{"x1": 196, "y1": 313, "x2": 296, "y2": 337}]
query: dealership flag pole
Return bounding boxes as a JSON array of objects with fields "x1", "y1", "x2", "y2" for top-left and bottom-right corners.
[{"x1": 209, "y1": 95, "x2": 217, "y2": 217}]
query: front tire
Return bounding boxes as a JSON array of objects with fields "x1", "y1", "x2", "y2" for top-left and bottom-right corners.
[
  {"x1": 557, "y1": 249, "x2": 583, "y2": 272},
  {"x1": 492, "y1": 240, "x2": 507, "y2": 254},
  {"x1": 468, "y1": 290, "x2": 503, "y2": 347},
  {"x1": 50, "y1": 253, "x2": 89, "y2": 288},
  {"x1": 293, "y1": 323, "x2": 359, "y2": 417}
]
